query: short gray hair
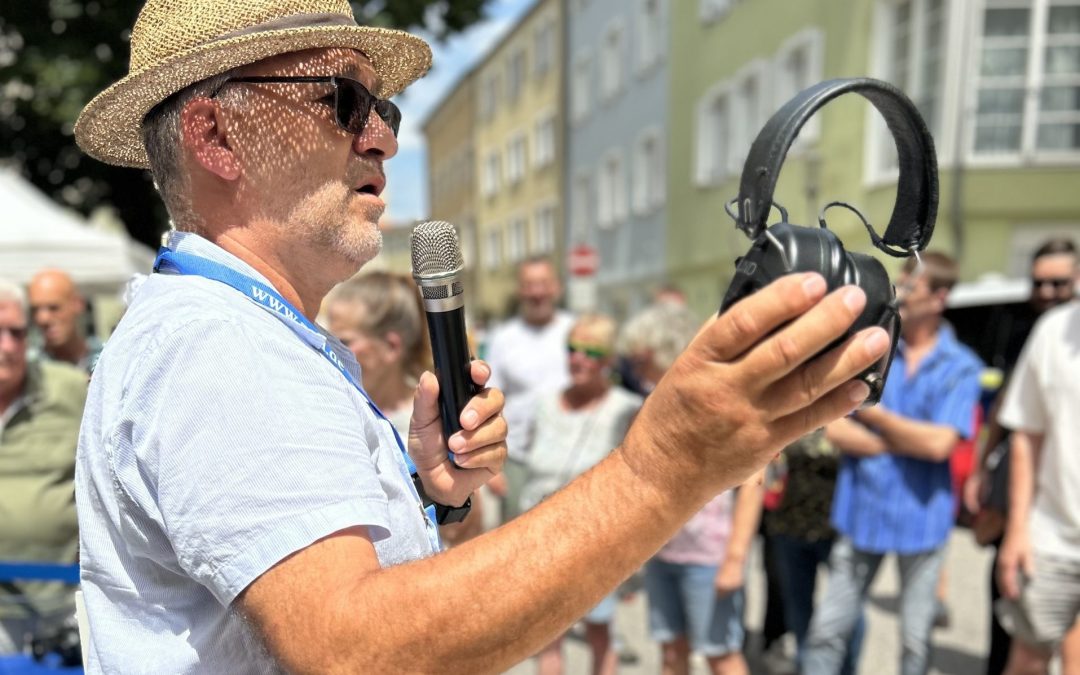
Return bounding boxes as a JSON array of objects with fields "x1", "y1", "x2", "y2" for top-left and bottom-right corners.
[
  {"x1": 141, "y1": 70, "x2": 239, "y2": 231},
  {"x1": 0, "y1": 279, "x2": 27, "y2": 316},
  {"x1": 618, "y1": 302, "x2": 700, "y2": 372}
]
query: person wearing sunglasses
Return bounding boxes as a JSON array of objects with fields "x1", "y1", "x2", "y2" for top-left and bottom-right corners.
[
  {"x1": 964, "y1": 237, "x2": 1079, "y2": 675},
  {"x1": 994, "y1": 237, "x2": 1080, "y2": 675},
  {"x1": 0, "y1": 279, "x2": 88, "y2": 656},
  {"x1": 71, "y1": 2, "x2": 888, "y2": 673},
  {"x1": 519, "y1": 314, "x2": 642, "y2": 675}
]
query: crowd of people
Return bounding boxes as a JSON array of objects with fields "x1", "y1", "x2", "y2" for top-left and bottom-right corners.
[
  {"x1": 1, "y1": 2, "x2": 1078, "y2": 671},
  {"x1": 1, "y1": 236, "x2": 1079, "y2": 674}
]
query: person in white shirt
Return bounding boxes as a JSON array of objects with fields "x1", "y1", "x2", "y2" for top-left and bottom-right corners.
[
  {"x1": 997, "y1": 278, "x2": 1080, "y2": 674},
  {"x1": 70, "y1": 2, "x2": 890, "y2": 672},
  {"x1": 485, "y1": 256, "x2": 575, "y2": 520}
]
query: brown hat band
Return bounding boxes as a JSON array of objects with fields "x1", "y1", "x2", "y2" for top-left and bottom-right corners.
[{"x1": 213, "y1": 12, "x2": 358, "y2": 43}]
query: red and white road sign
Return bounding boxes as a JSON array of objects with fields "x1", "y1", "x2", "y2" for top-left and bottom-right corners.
[{"x1": 567, "y1": 243, "x2": 600, "y2": 277}]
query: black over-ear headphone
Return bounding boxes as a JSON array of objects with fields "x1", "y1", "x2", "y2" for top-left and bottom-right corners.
[{"x1": 719, "y1": 77, "x2": 939, "y2": 404}]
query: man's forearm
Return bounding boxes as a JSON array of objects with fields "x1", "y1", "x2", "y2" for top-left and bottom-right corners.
[
  {"x1": 1005, "y1": 431, "x2": 1041, "y2": 538},
  {"x1": 317, "y1": 449, "x2": 714, "y2": 674},
  {"x1": 825, "y1": 417, "x2": 886, "y2": 457},
  {"x1": 858, "y1": 407, "x2": 957, "y2": 462}
]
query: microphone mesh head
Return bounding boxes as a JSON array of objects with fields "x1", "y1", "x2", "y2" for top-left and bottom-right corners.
[{"x1": 411, "y1": 221, "x2": 464, "y2": 278}]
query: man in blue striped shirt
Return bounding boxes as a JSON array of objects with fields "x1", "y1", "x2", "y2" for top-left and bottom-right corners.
[{"x1": 804, "y1": 252, "x2": 984, "y2": 675}]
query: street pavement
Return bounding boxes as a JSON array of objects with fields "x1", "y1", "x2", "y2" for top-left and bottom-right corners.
[{"x1": 505, "y1": 529, "x2": 994, "y2": 674}]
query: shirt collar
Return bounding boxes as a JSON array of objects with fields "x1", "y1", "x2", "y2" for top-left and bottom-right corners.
[
  {"x1": 897, "y1": 322, "x2": 961, "y2": 368},
  {"x1": 163, "y1": 231, "x2": 331, "y2": 352}
]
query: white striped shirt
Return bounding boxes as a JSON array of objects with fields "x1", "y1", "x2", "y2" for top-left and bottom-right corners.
[{"x1": 75, "y1": 232, "x2": 438, "y2": 674}]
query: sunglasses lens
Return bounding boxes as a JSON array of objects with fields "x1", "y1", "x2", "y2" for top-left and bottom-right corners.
[
  {"x1": 335, "y1": 80, "x2": 370, "y2": 135},
  {"x1": 376, "y1": 100, "x2": 402, "y2": 136},
  {"x1": 335, "y1": 79, "x2": 400, "y2": 138}
]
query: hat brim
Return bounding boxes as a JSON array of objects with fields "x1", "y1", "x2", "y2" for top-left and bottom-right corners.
[{"x1": 75, "y1": 25, "x2": 431, "y2": 168}]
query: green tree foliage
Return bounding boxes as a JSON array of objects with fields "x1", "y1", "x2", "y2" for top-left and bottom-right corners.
[{"x1": 0, "y1": 0, "x2": 488, "y2": 245}]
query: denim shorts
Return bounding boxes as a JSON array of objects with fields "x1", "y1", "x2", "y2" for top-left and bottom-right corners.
[
  {"x1": 643, "y1": 558, "x2": 745, "y2": 656},
  {"x1": 584, "y1": 591, "x2": 619, "y2": 625}
]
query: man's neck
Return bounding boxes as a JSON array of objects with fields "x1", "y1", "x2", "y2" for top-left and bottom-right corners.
[
  {"x1": 901, "y1": 319, "x2": 941, "y2": 372},
  {"x1": 522, "y1": 313, "x2": 555, "y2": 329},
  {"x1": 0, "y1": 381, "x2": 23, "y2": 417},
  {"x1": 49, "y1": 337, "x2": 89, "y2": 366},
  {"x1": 211, "y1": 229, "x2": 343, "y2": 321}
]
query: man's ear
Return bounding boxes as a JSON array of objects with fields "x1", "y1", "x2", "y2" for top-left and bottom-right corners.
[
  {"x1": 933, "y1": 287, "x2": 949, "y2": 313},
  {"x1": 383, "y1": 331, "x2": 404, "y2": 362},
  {"x1": 180, "y1": 97, "x2": 240, "y2": 180}
]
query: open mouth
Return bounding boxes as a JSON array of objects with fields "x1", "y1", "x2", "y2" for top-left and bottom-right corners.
[{"x1": 354, "y1": 175, "x2": 385, "y2": 197}]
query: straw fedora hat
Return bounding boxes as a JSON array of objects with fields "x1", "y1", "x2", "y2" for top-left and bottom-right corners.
[{"x1": 75, "y1": 0, "x2": 432, "y2": 169}]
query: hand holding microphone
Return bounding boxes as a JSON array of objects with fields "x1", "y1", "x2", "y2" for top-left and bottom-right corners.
[{"x1": 408, "y1": 221, "x2": 507, "y2": 512}]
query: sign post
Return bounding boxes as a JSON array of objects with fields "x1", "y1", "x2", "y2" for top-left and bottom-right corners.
[{"x1": 566, "y1": 243, "x2": 599, "y2": 313}]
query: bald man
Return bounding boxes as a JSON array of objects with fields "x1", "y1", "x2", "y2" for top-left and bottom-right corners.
[{"x1": 28, "y1": 270, "x2": 102, "y2": 374}]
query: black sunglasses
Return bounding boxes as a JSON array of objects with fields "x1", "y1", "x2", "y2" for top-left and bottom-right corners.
[
  {"x1": 1032, "y1": 277, "x2": 1073, "y2": 290},
  {"x1": 0, "y1": 325, "x2": 27, "y2": 341},
  {"x1": 213, "y1": 76, "x2": 401, "y2": 137}
]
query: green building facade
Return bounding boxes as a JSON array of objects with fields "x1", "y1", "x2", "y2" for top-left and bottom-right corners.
[{"x1": 669, "y1": 0, "x2": 1080, "y2": 319}]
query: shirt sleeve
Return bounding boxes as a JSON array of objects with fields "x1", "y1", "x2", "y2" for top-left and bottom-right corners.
[
  {"x1": 931, "y1": 356, "x2": 983, "y2": 440},
  {"x1": 484, "y1": 327, "x2": 506, "y2": 392},
  {"x1": 114, "y1": 317, "x2": 392, "y2": 606},
  {"x1": 999, "y1": 319, "x2": 1048, "y2": 434}
]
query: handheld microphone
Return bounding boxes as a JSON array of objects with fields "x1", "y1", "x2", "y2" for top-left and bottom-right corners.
[{"x1": 410, "y1": 221, "x2": 481, "y2": 465}]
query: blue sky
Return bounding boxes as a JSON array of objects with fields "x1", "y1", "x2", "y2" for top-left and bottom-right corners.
[{"x1": 383, "y1": 0, "x2": 536, "y2": 223}]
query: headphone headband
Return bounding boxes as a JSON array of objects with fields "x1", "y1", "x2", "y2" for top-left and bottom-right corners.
[{"x1": 735, "y1": 78, "x2": 938, "y2": 256}]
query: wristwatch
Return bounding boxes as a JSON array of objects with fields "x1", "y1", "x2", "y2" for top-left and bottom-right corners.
[{"x1": 412, "y1": 473, "x2": 472, "y2": 525}]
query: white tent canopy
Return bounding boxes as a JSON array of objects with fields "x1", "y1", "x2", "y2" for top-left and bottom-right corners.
[{"x1": 0, "y1": 169, "x2": 155, "y2": 294}]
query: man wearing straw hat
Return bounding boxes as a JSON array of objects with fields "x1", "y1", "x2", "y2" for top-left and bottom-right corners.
[{"x1": 73, "y1": 1, "x2": 890, "y2": 672}]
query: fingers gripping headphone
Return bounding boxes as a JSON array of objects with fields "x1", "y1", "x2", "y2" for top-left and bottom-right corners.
[{"x1": 719, "y1": 78, "x2": 939, "y2": 404}]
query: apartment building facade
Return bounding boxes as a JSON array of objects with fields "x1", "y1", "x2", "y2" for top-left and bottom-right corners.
[
  {"x1": 469, "y1": 0, "x2": 564, "y2": 321},
  {"x1": 669, "y1": 0, "x2": 1080, "y2": 319},
  {"x1": 565, "y1": 0, "x2": 670, "y2": 320}
]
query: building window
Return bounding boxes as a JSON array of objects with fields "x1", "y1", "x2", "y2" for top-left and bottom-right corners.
[
  {"x1": 508, "y1": 216, "x2": 528, "y2": 262},
  {"x1": 572, "y1": 52, "x2": 593, "y2": 123},
  {"x1": 534, "y1": 18, "x2": 555, "y2": 78},
  {"x1": 700, "y1": 0, "x2": 732, "y2": 24},
  {"x1": 601, "y1": 20, "x2": 625, "y2": 102},
  {"x1": 597, "y1": 149, "x2": 627, "y2": 228},
  {"x1": 774, "y1": 28, "x2": 825, "y2": 145},
  {"x1": 572, "y1": 171, "x2": 593, "y2": 240},
  {"x1": 482, "y1": 151, "x2": 501, "y2": 198},
  {"x1": 533, "y1": 204, "x2": 557, "y2": 253},
  {"x1": 534, "y1": 112, "x2": 556, "y2": 168},
  {"x1": 633, "y1": 128, "x2": 666, "y2": 215},
  {"x1": 637, "y1": 0, "x2": 666, "y2": 73},
  {"x1": 507, "y1": 48, "x2": 527, "y2": 104},
  {"x1": 479, "y1": 73, "x2": 499, "y2": 121},
  {"x1": 873, "y1": 0, "x2": 946, "y2": 172},
  {"x1": 973, "y1": 0, "x2": 1080, "y2": 158},
  {"x1": 695, "y1": 82, "x2": 731, "y2": 186},
  {"x1": 506, "y1": 133, "x2": 528, "y2": 185},
  {"x1": 485, "y1": 228, "x2": 503, "y2": 270},
  {"x1": 730, "y1": 63, "x2": 766, "y2": 172}
]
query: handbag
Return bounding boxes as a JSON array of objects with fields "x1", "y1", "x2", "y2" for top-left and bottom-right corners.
[{"x1": 972, "y1": 435, "x2": 1010, "y2": 546}]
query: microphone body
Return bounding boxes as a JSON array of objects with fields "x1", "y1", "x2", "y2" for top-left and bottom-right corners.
[{"x1": 410, "y1": 222, "x2": 481, "y2": 464}]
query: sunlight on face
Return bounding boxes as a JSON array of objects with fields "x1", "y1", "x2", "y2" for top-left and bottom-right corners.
[{"x1": 218, "y1": 48, "x2": 396, "y2": 269}]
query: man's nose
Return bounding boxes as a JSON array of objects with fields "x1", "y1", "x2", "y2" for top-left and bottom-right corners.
[{"x1": 352, "y1": 113, "x2": 398, "y2": 160}]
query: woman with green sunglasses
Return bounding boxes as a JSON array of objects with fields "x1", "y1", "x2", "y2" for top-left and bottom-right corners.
[{"x1": 519, "y1": 313, "x2": 644, "y2": 675}]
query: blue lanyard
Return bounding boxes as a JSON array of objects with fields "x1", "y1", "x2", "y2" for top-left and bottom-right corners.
[{"x1": 153, "y1": 248, "x2": 439, "y2": 530}]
